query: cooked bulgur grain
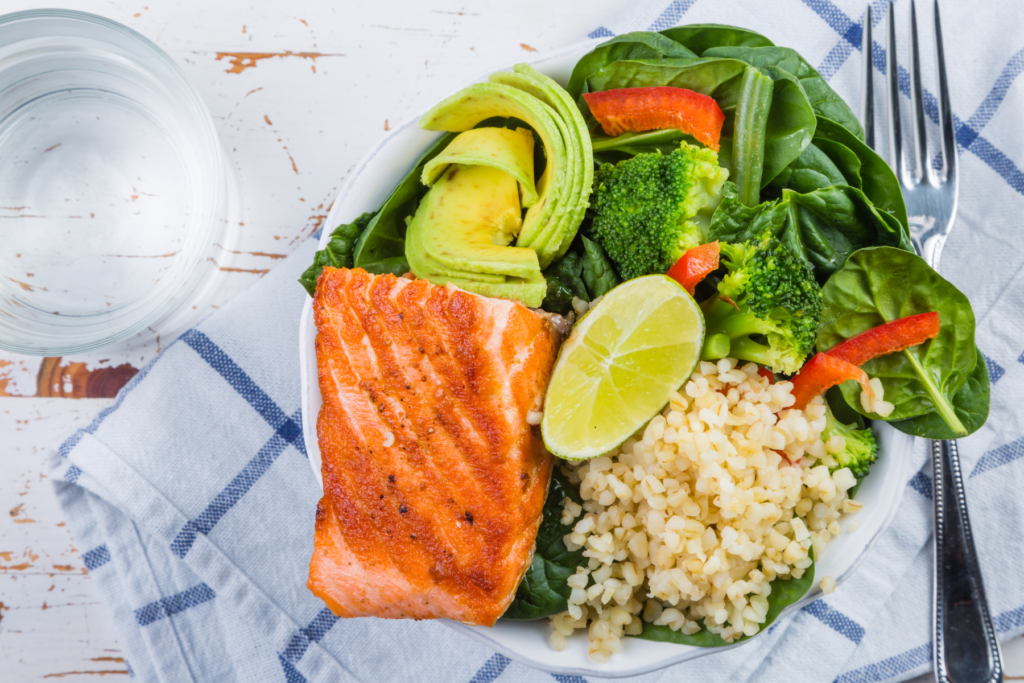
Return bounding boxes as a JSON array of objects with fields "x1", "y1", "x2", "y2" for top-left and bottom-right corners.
[{"x1": 548, "y1": 359, "x2": 865, "y2": 661}]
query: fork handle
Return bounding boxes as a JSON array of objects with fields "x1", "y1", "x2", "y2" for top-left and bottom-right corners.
[{"x1": 933, "y1": 438, "x2": 1003, "y2": 683}]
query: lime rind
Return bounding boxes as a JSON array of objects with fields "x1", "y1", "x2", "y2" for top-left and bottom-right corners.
[{"x1": 541, "y1": 275, "x2": 705, "y2": 461}]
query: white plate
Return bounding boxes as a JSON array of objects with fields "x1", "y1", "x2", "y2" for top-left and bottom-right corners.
[{"x1": 298, "y1": 39, "x2": 915, "y2": 678}]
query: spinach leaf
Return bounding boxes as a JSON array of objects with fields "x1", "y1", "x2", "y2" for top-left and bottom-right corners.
[
  {"x1": 360, "y1": 257, "x2": 413, "y2": 277},
  {"x1": 813, "y1": 138, "x2": 863, "y2": 190},
  {"x1": 591, "y1": 129, "x2": 692, "y2": 163},
  {"x1": 754, "y1": 65, "x2": 817, "y2": 188},
  {"x1": 541, "y1": 251, "x2": 588, "y2": 315},
  {"x1": 812, "y1": 117, "x2": 908, "y2": 230},
  {"x1": 781, "y1": 185, "x2": 913, "y2": 279},
  {"x1": 768, "y1": 142, "x2": 847, "y2": 195},
  {"x1": 818, "y1": 247, "x2": 978, "y2": 436},
  {"x1": 660, "y1": 24, "x2": 775, "y2": 54},
  {"x1": 567, "y1": 32, "x2": 698, "y2": 102},
  {"x1": 707, "y1": 181, "x2": 787, "y2": 244},
  {"x1": 703, "y1": 46, "x2": 864, "y2": 141},
  {"x1": 350, "y1": 132, "x2": 459, "y2": 271},
  {"x1": 826, "y1": 385, "x2": 865, "y2": 429},
  {"x1": 298, "y1": 211, "x2": 377, "y2": 296},
  {"x1": 636, "y1": 548, "x2": 815, "y2": 646},
  {"x1": 890, "y1": 345, "x2": 991, "y2": 439},
  {"x1": 585, "y1": 58, "x2": 814, "y2": 195},
  {"x1": 585, "y1": 57, "x2": 746, "y2": 105},
  {"x1": 732, "y1": 65, "x2": 774, "y2": 205},
  {"x1": 504, "y1": 468, "x2": 586, "y2": 620},
  {"x1": 580, "y1": 235, "x2": 620, "y2": 297}
]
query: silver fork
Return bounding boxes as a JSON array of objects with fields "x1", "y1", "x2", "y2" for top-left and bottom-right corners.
[{"x1": 863, "y1": 3, "x2": 1003, "y2": 681}]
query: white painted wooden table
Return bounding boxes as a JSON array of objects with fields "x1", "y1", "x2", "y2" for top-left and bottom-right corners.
[{"x1": 1, "y1": 1, "x2": 1021, "y2": 681}]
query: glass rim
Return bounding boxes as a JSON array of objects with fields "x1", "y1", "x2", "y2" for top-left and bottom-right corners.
[{"x1": 0, "y1": 8, "x2": 229, "y2": 356}]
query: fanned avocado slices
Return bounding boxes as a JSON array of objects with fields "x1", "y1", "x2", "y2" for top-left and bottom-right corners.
[
  {"x1": 409, "y1": 64, "x2": 593, "y2": 307},
  {"x1": 489, "y1": 64, "x2": 594, "y2": 265},
  {"x1": 420, "y1": 81, "x2": 566, "y2": 267},
  {"x1": 418, "y1": 64, "x2": 593, "y2": 269},
  {"x1": 405, "y1": 129, "x2": 546, "y2": 307}
]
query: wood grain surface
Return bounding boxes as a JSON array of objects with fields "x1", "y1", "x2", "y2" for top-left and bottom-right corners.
[
  {"x1": 1, "y1": 398, "x2": 125, "y2": 679},
  {"x1": 2, "y1": 1, "x2": 1022, "y2": 681}
]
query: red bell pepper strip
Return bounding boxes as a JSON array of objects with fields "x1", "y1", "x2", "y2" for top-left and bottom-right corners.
[
  {"x1": 789, "y1": 353, "x2": 872, "y2": 410},
  {"x1": 582, "y1": 87, "x2": 725, "y2": 152},
  {"x1": 667, "y1": 241, "x2": 720, "y2": 295},
  {"x1": 825, "y1": 312, "x2": 940, "y2": 367},
  {"x1": 757, "y1": 367, "x2": 775, "y2": 384}
]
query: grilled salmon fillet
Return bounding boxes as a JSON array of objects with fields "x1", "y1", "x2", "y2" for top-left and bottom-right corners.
[{"x1": 308, "y1": 267, "x2": 560, "y2": 626}]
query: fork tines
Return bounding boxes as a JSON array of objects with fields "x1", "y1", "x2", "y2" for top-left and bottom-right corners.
[{"x1": 861, "y1": 0, "x2": 957, "y2": 188}]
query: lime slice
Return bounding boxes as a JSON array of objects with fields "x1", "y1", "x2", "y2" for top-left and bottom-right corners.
[{"x1": 541, "y1": 275, "x2": 705, "y2": 460}]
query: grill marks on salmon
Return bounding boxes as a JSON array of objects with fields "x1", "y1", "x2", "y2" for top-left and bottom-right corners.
[{"x1": 308, "y1": 268, "x2": 559, "y2": 626}]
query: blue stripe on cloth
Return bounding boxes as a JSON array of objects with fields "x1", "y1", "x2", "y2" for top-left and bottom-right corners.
[
  {"x1": 818, "y1": 38, "x2": 856, "y2": 81},
  {"x1": 961, "y1": 130, "x2": 1024, "y2": 195},
  {"x1": 133, "y1": 583, "x2": 216, "y2": 627},
  {"x1": 468, "y1": 653, "x2": 511, "y2": 683},
  {"x1": 908, "y1": 470, "x2": 932, "y2": 500},
  {"x1": 57, "y1": 352, "x2": 164, "y2": 460},
  {"x1": 170, "y1": 408, "x2": 303, "y2": 558},
  {"x1": 838, "y1": 601, "x2": 1024, "y2": 683},
  {"x1": 970, "y1": 437, "x2": 1024, "y2": 478},
  {"x1": 834, "y1": 642, "x2": 931, "y2": 683},
  {"x1": 588, "y1": 26, "x2": 613, "y2": 39},
  {"x1": 802, "y1": 600, "x2": 865, "y2": 644},
  {"x1": 996, "y1": 601, "x2": 1024, "y2": 633},
  {"x1": 801, "y1": 0, "x2": 1024, "y2": 197},
  {"x1": 551, "y1": 675, "x2": 589, "y2": 683},
  {"x1": 996, "y1": 603, "x2": 1024, "y2": 633},
  {"x1": 965, "y1": 47, "x2": 1024, "y2": 132},
  {"x1": 126, "y1": 660, "x2": 134, "y2": 678},
  {"x1": 282, "y1": 607, "x2": 342, "y2": 664},
  {"x1": 82, "y1": 545, "x2": 111, "y2": 571},
  {"x1": 57, "y1": 341, "x2": 169, "y2": 461},
  {"x1": 279, "y1": 653, "x2": 307, "y2": 683},
  {"x1": 302, "y1": 606, "x2": 340, "y2": 642},
  {"x1": 66, "y1": 464, "x2": 83, "y2": 484},
  {"x1": 180, "y1": 329, "x2": 303, "y2": 450},
  {"x1": 1020, "y1": 348, "x2": 1024, "y2": 366},
  {"x1": 801, "y1": 0, "x2": 857, "y2": 38},
  {"x1": 646, "y1": 0, "x2": 698, "y2": 31},
  {"x1": 817, "y1": 1, "x2": 887, "y2": 80},
  {"x1": 59, "y1": 431, "x2": 85, "y2": 460},
  {"x1": 984, "y1": 353, "x2": 1005, "y2": 384}
]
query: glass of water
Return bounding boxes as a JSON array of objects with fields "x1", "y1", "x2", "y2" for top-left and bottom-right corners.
[{"x1": 0, "y1": 9, "x2": 228, "y2": 355}]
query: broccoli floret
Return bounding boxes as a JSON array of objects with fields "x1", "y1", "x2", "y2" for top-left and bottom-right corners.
[
  {"x1": 822, "y1": 403, "x2": 878, "y2": 482},
  {"x1": 700, "y1": 230, "x2": 823, "y2": 375},
  {"x1": 585, "y1": 141, "x2": 729, "y2": 281}
]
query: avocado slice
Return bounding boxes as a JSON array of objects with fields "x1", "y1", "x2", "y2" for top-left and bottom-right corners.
[
  {"x1": 438, "y1": 272, "x2": 547, "y2": 309},
  {"x1": 419, "y1": 81, "x2": 569, "y2": 268},
  {"x1": 405, "y1": 221, "x2": 506, "y2": 284},
  {"x1": 491, "y1": 65, "x2": 594, "y2": 263},
  {"x1": 421, "y1": 127, "x2": 539, "y2": 208},
  {"x1": 410, "y1": 164, "x2": 540, "y2": 279},
  {"x1": 407, "y1": 232, "x2": 546, "y2": 308}
]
